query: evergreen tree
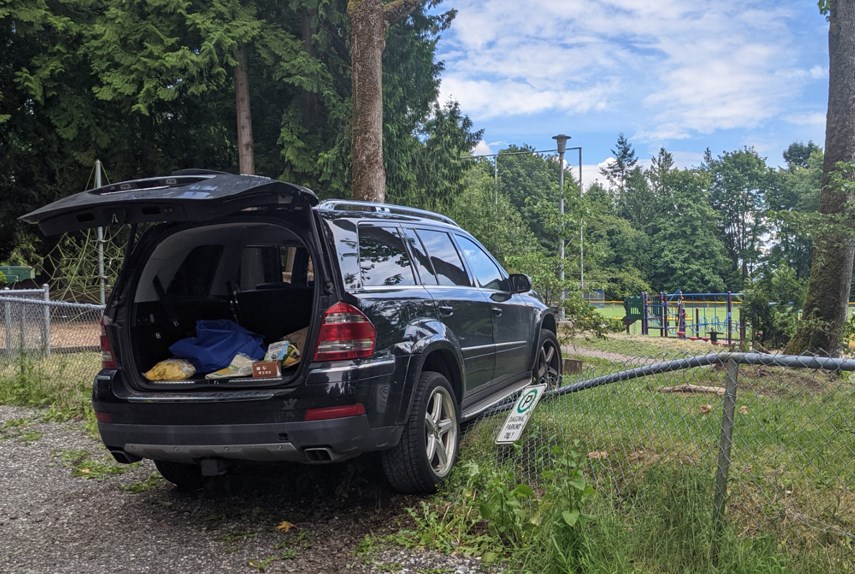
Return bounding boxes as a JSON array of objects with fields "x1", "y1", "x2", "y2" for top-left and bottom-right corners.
[
  {"x1": 599, "y1": 132, "x2": 637, "y2": 197},
  {"x1": 348, "y1": 0, "x2": 427, "y2": 203},
  {"x1": 648, "y1": 169, "x2": 733, "y2": 292},
  {"x1": 708, "y1": 147, "x2": 773, "y2": 285},
  {"x1": 783, "y1": 140, "x2": 822, "y2": 171}
]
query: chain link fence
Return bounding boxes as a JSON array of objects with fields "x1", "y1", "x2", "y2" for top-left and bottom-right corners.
[
  {"x1": 0, "y1": 288, "x2": 104, "y2": 415},
  {"x1": 2, "y1": 288, "x2": 853, "y2": 567},
  {"x1": 465, "y1": 349, "x2": 855, "y2": 569}
]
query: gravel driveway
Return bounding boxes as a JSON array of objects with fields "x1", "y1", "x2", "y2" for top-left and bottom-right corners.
[{"x1": 0, "y1": 406, "x2": 488, "y2": 574}]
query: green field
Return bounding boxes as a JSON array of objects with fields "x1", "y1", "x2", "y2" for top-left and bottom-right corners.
[{"x1": 415, "y1": 334, "x2": 855, "y2": 573}]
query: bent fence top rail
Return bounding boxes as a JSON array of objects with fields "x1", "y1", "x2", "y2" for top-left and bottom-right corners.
[{"x1": 556, "y1": 352, "x2": 855, "y2": 397}]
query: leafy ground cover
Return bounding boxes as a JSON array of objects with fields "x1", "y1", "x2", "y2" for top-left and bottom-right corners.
[
  {"x1": 0, "y1": 352, "x2": 99, "y2": 432},
  {"x1": 395, "y1": 334, "x2": 855, "y2": 573}
]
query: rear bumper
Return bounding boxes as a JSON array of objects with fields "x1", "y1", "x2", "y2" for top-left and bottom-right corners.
[
  {"x1": 94, "y1": 354, "x2": 417, "y2": 464},
  {"x1": 101, "y1": 416, "x2": 401, "y2": 464}
]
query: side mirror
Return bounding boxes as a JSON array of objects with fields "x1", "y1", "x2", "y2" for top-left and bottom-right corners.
[{"x1": 508, "y1": 273, "x2": 532, "y2": 294}]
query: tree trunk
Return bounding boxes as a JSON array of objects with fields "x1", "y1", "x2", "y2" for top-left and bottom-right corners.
[
  {"x1": 349, "y1": 0, "x2": 387, "y2": 202},
  {"x1": 348, "y1": 0, "x2": 423, "y2": 203},
  {"x1": 234, "y1": 44, "x2": 255, "y2": 175},
  {"x1": 786, "y1": 0, "x2": 855, "y2": 356}
]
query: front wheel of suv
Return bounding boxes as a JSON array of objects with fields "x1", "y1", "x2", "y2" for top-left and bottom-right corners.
[
  {"x1": 382, "y1": 371, "x2": 459, "y2": 494},
  {"x1": 536, "y1": 329, "x2": 562, "y2": 390},
  {"x1": 154, "y1": 460, "x2": 205, "y2": 491}
]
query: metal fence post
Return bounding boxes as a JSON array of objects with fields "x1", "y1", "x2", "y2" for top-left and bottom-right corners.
[
  {"x1": 4, "y1": 299, "x2": 10, "y2": 358},
  {"x1": 712, "y1": 358, "x2": 739, "y2": 563},
  {"x1": 42, "y1": 284, "x2": 51, "y2": 357}
]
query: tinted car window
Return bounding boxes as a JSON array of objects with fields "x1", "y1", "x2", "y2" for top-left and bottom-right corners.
[
  {"x1": 456, "y1": 235, "x2": 504, "y2": 290},
  {"x1": 416, "y1": 229, "x2": 470, "y2": 287},
  {"x1": 166, "y1": 245, "x2": 223, "y2": 296},
  {"x1": 402, "y1": 228, "x2": 438, "y2": 285},
  {"x1": 359, "y1": 226, "x2": 416, "y2": 286}
]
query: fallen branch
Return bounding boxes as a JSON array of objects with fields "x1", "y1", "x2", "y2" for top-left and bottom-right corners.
[{"x1": 658, "y1": 384, "x2": 725, "y2": 396}]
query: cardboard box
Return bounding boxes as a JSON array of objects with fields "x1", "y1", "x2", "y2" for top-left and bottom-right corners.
[{"x1": 252, "y1": 360, "x2": 281, "y2": 378}]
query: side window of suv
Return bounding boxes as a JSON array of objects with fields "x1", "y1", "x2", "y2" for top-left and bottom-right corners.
[
  {"x1": 415, "y1": 229, "x2": 471, "y2": 287},
  {"x1": 455, "y1": 235, "x2": 505, "y2": 291},
  {"x1": 359, "y1": 225, "x2": 416, "y2": 287},
  {"x1": 402, "y1": 228, "x2": 439, "y2": 285}
]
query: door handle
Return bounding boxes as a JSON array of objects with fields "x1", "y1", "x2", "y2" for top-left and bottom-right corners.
[
  {"x1": 491, "y1": 306, "x2": 503, "y2": 316},
  {"x1": 438, "y1": 304, "x2": 454, "y2": 316}
]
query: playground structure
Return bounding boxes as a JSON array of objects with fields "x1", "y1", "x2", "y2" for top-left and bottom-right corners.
[{"x1": 623, "y1": 291, "x2": 746, "y2": 345}]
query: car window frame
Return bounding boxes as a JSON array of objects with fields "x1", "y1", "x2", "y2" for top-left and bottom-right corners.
[
  {"x1": 356, "y1": 223, "x2": 419, "y2": 289},
  {"x1": 405, "y1": 225, "x2": 473, "y2": 288},
  {"x1": 451, "y1": 233, "x2": 510, "y2": 293}
]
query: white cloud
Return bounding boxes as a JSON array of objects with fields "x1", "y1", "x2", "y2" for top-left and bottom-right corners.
[
  {"x1": 439, "y1": 0, "x2": 820, "y2": 144},
  {"x1": 810, "y1": 65, "x2": 828, "y2": 79},
  {"x1": 472, "y1": 139, "x2": 493, "y2": 155},
  {"x1": 439, "y1": 76, "x2": 614, "y2": 120},
  {"x1": 783, "y1": 112, "x2": 826, "y2": 126}
]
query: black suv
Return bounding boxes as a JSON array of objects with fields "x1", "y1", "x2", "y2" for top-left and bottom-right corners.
[{"x1": 23, "y1": 171, "x2": 561, "y2": 493}]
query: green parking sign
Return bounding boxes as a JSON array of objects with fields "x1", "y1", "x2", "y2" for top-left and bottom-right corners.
[{"x1": 496, "y1": 383, "x2": 547, "y2": 444}]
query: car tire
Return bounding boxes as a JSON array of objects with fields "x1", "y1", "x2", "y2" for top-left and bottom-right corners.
[
  {"x1": 382, "y1": 371, "x2": 459, "y2": 494},
  {"x1": 535, "y1": 329, "x2": 562, "y2": 389},
  {"x1": 154, "y1": 460, "x2": 205, "y2": 491}
]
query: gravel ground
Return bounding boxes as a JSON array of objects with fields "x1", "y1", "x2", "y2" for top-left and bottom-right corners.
[{"x1": 0, "y1": 405, "x2": 490, "y2": 574}]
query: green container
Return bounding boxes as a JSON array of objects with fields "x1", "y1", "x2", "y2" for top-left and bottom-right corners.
[{"x1": 0, "y1": 266, "x2": 35, "y2": 282}]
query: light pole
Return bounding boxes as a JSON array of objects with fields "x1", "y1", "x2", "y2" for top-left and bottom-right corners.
[
  {"x1": 464, "y1": 147, "x2": 561, "y2": 229},
  {"x1": 553, "y1": 134, "x2": 570, "y2": 321}
]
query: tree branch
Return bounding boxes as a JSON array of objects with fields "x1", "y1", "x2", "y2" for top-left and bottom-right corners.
[{"x1": 384, "y1": 0, "x2": 423, "y2": 25}]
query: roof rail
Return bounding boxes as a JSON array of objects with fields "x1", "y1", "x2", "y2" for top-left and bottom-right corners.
[{"x1": 318, "y1": 200, "x2": 459, "y2": 227}]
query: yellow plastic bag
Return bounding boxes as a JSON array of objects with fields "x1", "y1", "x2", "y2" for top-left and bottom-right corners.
[{"x1": 144, "y1": 359, "x2": 196, "y2": 381}]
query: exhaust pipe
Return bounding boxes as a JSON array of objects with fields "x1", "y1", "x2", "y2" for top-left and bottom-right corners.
[
  {"x1": 109, "y1": 449, "x2": 141, "y2": 464},
  {"x1": 304, "y1": 447, "x2": 334, "y2": 462}
]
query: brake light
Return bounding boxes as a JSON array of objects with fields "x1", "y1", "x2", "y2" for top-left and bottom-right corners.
[
  {"x1": 312, "y1": 302, "x2": 376, "y2": 362},
  {"x1": 95, "y1": 411, "x2": 113, "y2": 424},
  {"x1": 304, "y1": 404, "x2": 366, "y2": 421},
  {"x1": 100, "y1": 316, "x2": 117, "y2": 369}
]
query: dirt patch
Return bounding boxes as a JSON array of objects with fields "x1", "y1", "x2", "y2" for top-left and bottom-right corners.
[
  {"x1": 1, "y1": 320, "x2": 99, "y2": 350},
  {"x1": 738, "y1": 365, "x2": 842, "y2": 398}
]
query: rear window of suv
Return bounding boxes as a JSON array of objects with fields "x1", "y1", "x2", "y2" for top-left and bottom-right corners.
[{"x1": 359, "y1": 226, "x2": 416, "y2": 287}]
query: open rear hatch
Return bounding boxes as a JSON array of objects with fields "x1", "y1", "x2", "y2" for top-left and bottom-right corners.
[
  {"x1": 21, "y1": 171, "x2": 324, "y2": 389},
  {"x1": 20, "y1": 170, "x2": 319, "y2": 235}
]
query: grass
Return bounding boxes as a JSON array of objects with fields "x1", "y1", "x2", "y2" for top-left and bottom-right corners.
[
  {"x1": 119, "y1": 472, "x2": 165, "y2": 493},
  {"x1": 0, "y1": 417, "x2": 43, "y2": 443},
  {"x1": 403, "y1": 333, "x2": 855, "y2": 573},
  {"x1": 0, "y1": 351, "x2": 99, "y2": 432},
  {"x1": 1, "y1": 333, "x2": 852, "y2": 571},
  {"x1": 58, "y1": 448, "x2": 135, "y2": 479}
]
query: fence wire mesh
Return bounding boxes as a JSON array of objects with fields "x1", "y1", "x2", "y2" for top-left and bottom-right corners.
[
  {"x1": 465, "y1": 349, "x2": 855, "y2": 569},
  {"x1": 0, "y1": 292, "x2": 103, "y2": 415},
  {"x1": 2, "y1": 290, "x2": 853, "y2": 568}
]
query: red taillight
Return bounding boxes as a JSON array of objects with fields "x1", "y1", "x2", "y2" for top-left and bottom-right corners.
[
  {"x1": 304, "y1": 404, "x2": 366, "y2": 421},
  {"x1": 100, "y1": 316, "x2": 117, "y2": 369},
  {"x1": 95, "y1": 411, "x2": 113, "y2": 424},
  {"x1": 312, "y1": 302, "x2": 376, "y2": 362}
]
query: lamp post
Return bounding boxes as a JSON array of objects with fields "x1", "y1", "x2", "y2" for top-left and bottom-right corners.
[
  {"x1": 464, "y1": 147, "x2": 561, "y2": 229},
  {"x1": 553, "y1": 134, "x2": 570, "y2": 321}
]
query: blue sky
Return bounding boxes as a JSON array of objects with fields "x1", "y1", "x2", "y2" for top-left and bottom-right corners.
[{"x1": 434, "y1": 0, "x2": 830, "y2": 188}]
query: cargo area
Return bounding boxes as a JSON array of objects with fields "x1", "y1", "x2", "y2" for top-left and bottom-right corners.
[{"x1": 126, "y1": 221, "x2": 316, "y2": 385}]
